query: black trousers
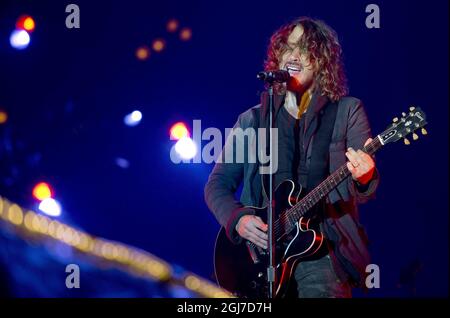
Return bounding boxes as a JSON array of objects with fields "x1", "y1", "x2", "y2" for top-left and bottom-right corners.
[{"x1": 294, "y1": 254, "x2": 352, "y2": 298}]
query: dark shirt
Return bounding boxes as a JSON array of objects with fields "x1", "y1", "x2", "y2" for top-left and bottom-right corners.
[
  {"x1": 275, "y1": 105, "x2": 307, "y2": 188},
  {"x1": 275, "y1": 105, "x2": 300, "y2": 187}
]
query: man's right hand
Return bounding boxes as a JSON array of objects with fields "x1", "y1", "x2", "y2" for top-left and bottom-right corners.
[{"x1": 235, "y1": 215, "x2": 268, "y2": 249}]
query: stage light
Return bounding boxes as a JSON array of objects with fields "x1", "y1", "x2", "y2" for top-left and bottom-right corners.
[
  {"x1": 136, "y1": 46, "x2": 150, "y2": 61},
  {"x1": 32, "y1": 182, "x2": 53, "y2": 201},
  {"x1": 115, "y1": 157, "x2": 130, "y2": 169},
  {"x1": 124, "y1": 110, "x2": 142, "y2": 127},
  {"x1": 185, "y1": 275, "x2": 201, "y2": 290},
  {"x1": 180, "y1": 27, "x2": 192, "y2": 41},
  {"x1": 175, "y1": 137, "x2": 197, "y2": 160},
  {"x1": 167, "y1": 19, "x2": 179, "y2": 32},
  {"x1": 37, "y1": 214, "x2": 49, "y2": 234},
  {"x1": 24, "y1": 211, "x2": 36, "y2": 231},
  {"x1": 8, "y1": 204, "x2": 24, "y2": 226},
  {"x1": 10, "y1": 29, "x2": 30, "y2": 50},
  {"x1": 47, "y1": 220, "x2": 59, "y2": 237},
  {"x1": 38, "y1": 198, "x2": 62, "y2": 217},
  {"x1": 16, "y1": 15, "x2": 35, "y2": 33},
  {"x1": 170, "y1": 122, "x2": 190, "y2": 140},
  {"x1": 0, "y1": 111, "x2": 7, "y2": 124},
  {"x1": 62, "y1": 227, "x2": 75, "y2": 245},
  {"x1": 77, "y1": 233, "x2": 94, "y2": 252},
  {"x1": 152, "y1": 39, "x2": 165, "y2": 52}
]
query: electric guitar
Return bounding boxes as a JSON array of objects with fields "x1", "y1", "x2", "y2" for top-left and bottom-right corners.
[{"x1": 214, "y1": 107, "x2": 428, "y2": 298}]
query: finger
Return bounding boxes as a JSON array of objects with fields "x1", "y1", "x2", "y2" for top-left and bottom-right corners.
[
  {"x1": 345, "y1": 149, "x2": 359, "y2": 167},
  {"x1": 354, "y1": 150, "x2": 367, "y2": 167},
  {"x1": 348, "y1": 147, "x2": 367, "y2": 168},
  {"x1": 248, "y1": 233, "x2": 267, "y2": 249},
  {"x1": 243, "y1": 222, "x2": 267, "y2": 241},
  {"x1": 347, "y1": 162, "x2": 361, "y2": 180},
  {"x1": 364, "y1": 138, "x2": 373, "y2": 147},
  {"x1": 356, "y1": 151, "x2": 373, "y2": 171},
  {"x1": 356, "y1": 149, "x2": 371, "y2": 160},
  {"x1": 253, "y1": 216, "x2": 268, "y2": 232},
  {"x1": 358, "y1": 150, "x2": 374, "y2": 165},
  {"x1": 251, "y1": 227, "x2": 268, "y2": 241},
  {"x1": 347, "y1": 162, "x2": 357, "y2": 175},
  {"x1": 346, "y1": 147, "x2": 358, "y2": 158}
]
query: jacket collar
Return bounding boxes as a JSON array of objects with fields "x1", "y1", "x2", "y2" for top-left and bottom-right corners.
[
  {"x1": 260, "y1": 89, "x2": 330, "y2": 125},
  {"x1": 304, "y1": 91, "x2": 329, "y2": 131}
]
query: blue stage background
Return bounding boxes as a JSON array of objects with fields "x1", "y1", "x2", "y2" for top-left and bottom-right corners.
[{"x1": 0, "y1": 0, "x2": 448, "y2": 297}]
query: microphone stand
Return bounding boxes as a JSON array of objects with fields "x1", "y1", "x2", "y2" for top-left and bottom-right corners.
[
  {"x1": 257, "y1": 70, "x2": 289, "y2": 298},
  {"x1": 266, "y1": 82, "x2": 276, "y2": 298}
]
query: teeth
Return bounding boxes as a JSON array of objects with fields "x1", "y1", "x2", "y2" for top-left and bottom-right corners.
[{"x1": 287, "y1": 66, "x2": 301, "y2": 72}]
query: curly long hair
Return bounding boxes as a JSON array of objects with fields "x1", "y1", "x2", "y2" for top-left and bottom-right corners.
[{"x1": 264, "y1": 17, "x2": 348, "y2": 102}]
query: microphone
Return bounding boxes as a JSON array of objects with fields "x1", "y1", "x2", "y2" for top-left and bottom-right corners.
[{"x1": 257, "y1": 70, "x2": 290, "y2": 83}]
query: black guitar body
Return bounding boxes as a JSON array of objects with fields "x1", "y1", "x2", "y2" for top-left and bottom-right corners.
[{"x1": 214, "y1": 179, "x2": 324, "y2": 298}]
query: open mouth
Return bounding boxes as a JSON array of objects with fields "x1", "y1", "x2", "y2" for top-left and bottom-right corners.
[{"x1": 285, "y1": 64, "x2": 302, "y2": 74}]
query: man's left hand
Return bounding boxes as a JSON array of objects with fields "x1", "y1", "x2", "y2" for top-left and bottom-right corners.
[{"x1": 346, "y1": 138, "x2": 375, "y2": 185}]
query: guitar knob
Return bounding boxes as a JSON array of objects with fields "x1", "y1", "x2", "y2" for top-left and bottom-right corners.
[
  {"x1": 404, "y1": 138, "x2": 410, "y2": 145},
  {"x1": 402, "y1": 112, "x2": 406, "y2": 117},
  {"x1": 409, "y1": 106, "x2": 416, "y2": 111},
  {"x1": 421, "y1": 128, "x2": 428, "y2": 135},
  {"x1": 393, "y1": 117, "x2": 399, "y2": 123},
  {"x1": 412, "y1": 133, "x2": 419, "y2": 140}
]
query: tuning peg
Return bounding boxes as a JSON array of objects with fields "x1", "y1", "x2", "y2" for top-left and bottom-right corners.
[
  {"x1": 421, "y1": 128, "x2": 427, "y2": 135},
  {"x1": 402, "y1": 112, "x2": 407, "y2": 117},
  {"x1": 404, "y1": 138, "x2": 410, "y2": 145},
  {"x1": 413, "y1": 133, "x2": 419, "y2": 140},
  {"x1": 409, "y1": 106, "x2": 416, "y2": 112},
  {"x1": 393, "y1": 117, "x2": 399, "y2": 123}
]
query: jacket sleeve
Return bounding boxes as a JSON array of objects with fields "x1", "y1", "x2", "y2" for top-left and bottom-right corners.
[
  {"x1": 345, "y1": 99, "x2": 380, "y2": 204},
  {"x1": 204, "y1": 114, "x2": 255, "y2": 244}
]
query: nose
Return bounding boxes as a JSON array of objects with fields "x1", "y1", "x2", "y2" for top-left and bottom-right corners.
[{"x1": 288, "y1": 47, "x2": 301, "y2": 62}]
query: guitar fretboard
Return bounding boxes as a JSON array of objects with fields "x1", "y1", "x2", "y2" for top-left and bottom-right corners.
[{"x1": 274, "y1": 136, "x2": 383, "y2": 238}]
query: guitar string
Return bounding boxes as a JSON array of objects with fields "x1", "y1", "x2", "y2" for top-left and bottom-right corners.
[{"x1": 272, "y1": 137, "x2": 381, "y2": 239}]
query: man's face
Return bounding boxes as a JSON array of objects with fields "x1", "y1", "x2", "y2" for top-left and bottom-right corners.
[{"x1": 279, "y1": 25, "x2": 316, "y2": 93}]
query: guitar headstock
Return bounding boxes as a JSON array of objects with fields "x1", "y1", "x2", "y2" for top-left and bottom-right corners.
[{"x1": 379, "y1": 107, "x2": 427, "y2": 146}]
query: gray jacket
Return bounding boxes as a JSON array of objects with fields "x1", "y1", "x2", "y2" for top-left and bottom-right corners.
[{"x1": 204, "y1": 92, "x2": 379, "y2": 285}]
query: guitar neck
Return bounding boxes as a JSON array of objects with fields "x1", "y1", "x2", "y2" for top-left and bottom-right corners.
[{"x1": 286, "y1": 136, "x2": 383, "y2": 223}]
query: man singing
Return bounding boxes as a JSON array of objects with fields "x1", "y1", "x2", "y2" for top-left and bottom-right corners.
[{"x1": 205, "y1": 17, "x2": 379, "y2": 298}]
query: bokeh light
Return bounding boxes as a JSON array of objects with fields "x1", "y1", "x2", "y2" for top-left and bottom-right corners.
[
  {"x1": 38, "y1": 198, "x2": 62, "y2": 217},
  {"x1": 180, "y1": 28, "x2": 192, "y2": 41},
  {"x1": 170, "y1": 122, "x2": 190, "y2": 140},
  {"x1": 32, "y1": 182, "x2": 53, "y2": 201},
  {"x1": 115, "y1": 157, "x2": 130, "y2": 169},
  {"x1": 136, "y1": 46, "x2": 150, "y2": 61},
  {"x1": 175, "y1": 137, "x2": 197, "y2": 160},
  {"x1": 16, "y1": 15, "x2": 35, "y2": 33},
  {"x1": 0, "y1": 110, "x2": 8, "y2": 124},
  {"x1": 152, "y1": 39, "x2": 166, "y2": 53},
  {"x1": 124, "y1": 110, "x2": 143, "y2": 127},
  {"x1": 167, "y1": 19, "x2": 179, "y2": 33},
  {"x1": 10, "y1": 29, "x2": 30, "y2": 50}
]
